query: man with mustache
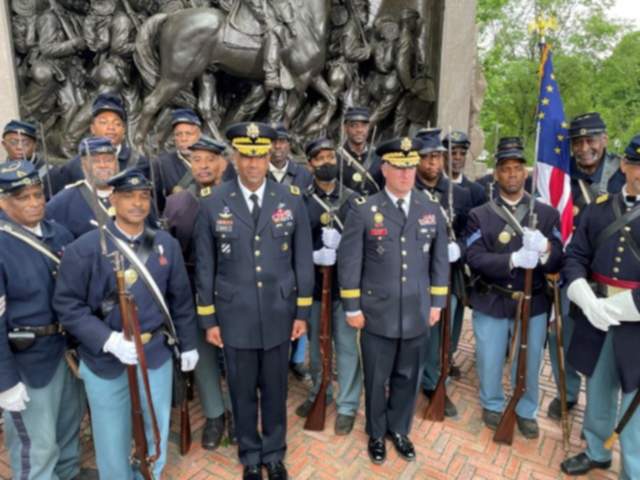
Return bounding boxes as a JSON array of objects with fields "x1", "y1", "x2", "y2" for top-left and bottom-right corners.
[
  {"x1": 194, "y1": 122, "x2": 313, "y2": 480},
  {"x1": 163, "y1": 136, "x2": 234, "y2": 450},
  {"x1": 465, "y1": 140, "x2": 563, "y2": 438},
  {"x1": 54, "y1": 168, "x2": 199, "y2": 480},
  {"x1": 46, "y1": 137, "x2": 119, "y2": 238},
  {"x1": 547, "y1": 112, "x2": 625, "y2": 422},
  {"x1": 0, "y1": 160, "x2": 83, "y2": 480},
  {"x1": 560, "y1": 134, "x2": 640, "y2": 478}
]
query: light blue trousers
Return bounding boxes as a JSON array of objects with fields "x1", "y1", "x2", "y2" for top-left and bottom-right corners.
[
  {"x1": 473, "y1": 311, "x2": 547, "y2": 419},
  {"x1": 3, "y1": 359, "x2": 84, "y2": 480},
  {"x1": 584, "y1": 331, "x2": 640, "y2": 480},
  {"x1": 307, "y1": 299, "x2": 362, "y2": 415},
  {"x1": 80, "y1": 358, "x2": 173, "y2": 480}
]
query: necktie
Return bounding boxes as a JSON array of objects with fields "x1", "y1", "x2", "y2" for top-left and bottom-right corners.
[
  {"x1": 250, "y1": 193, "x2": 260, "y2": 224},
  {"x1": 397, "y1": 198, "x2": 407, "y2": 223}
]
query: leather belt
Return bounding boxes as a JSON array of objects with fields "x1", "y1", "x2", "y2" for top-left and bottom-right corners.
[
  {"x1": 11, "y1": 323, "x2": 62, "y2": 336},
  {"x1": 476, "y1": 279, "x2": 545, "y2": 300},
  {"x1": 591, "y1": 272, "x2": 639, "y2": 297}
]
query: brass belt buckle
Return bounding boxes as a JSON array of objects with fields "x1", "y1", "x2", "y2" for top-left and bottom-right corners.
[{"x1": 140, "y1": 332, "x2": 153, "y2": 344}]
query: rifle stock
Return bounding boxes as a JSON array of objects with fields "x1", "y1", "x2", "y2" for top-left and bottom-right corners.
[
  {"x1": 116, "y1": 269, "x2": 160, "y2": 479},
  {"x1": 493, "y1": 268, "x2": 533, "y2": 445},
  {"x1": 424, "y1": 277, "x2": 451, "y2": 421},
  {"x1": 179, "y1": 374, "x2": 192, "y2": 456},
  {"x1": 304, "y1": 266, "x2": 333, "y2": 431}
]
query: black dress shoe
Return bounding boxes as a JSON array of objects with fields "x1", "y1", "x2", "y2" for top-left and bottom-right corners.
[
  {"x1": 367, "y1": 437, "x2": 386, "y2": 464},
  {"x1": 243, "y1": 464, "x2": 263, "y2": 480},
  {"x1": 387, "y1": 432, "x2": 416, "y2": 461},
  {"x1": 547, "y1": 397, "x2": 577, "y2": 421},
  {"x1": 201, "y1": 414, "x2": 225, "y2": 450},
  {"x1": 289, "y1": 362, "x2": 310, "y2": 381},
  {"x1": 560, "y1": 452, "x2": 611, "y2": 476},
  {"x1": 334, "y1": 414, "x2": 355, "y2": 435},
  {"x1": 482, "y1": 408, "x2": 502, "y2": 431},
  {"x1": 264, "y1": 461, "x2": 288, "y2": 480}
]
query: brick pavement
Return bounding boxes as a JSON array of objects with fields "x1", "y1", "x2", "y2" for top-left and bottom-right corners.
[{"x1": 0, "y1": 317, "x2": 622, "y2": 479}]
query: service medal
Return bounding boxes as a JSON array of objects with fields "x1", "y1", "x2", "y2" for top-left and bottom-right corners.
[{"x1": 373, "y1": 212, "x2": 384, "y2": 224}]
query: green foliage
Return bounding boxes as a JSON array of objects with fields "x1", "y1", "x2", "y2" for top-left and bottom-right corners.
[{"x1": 478, "y1": 0, "x2": 639, "y2": 165}]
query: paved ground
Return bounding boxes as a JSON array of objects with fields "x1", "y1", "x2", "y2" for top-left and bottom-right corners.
[{"x1": 0, "y1": 317, "x2": 622, "y2": 479}]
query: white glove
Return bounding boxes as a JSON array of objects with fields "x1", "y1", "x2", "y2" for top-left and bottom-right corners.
[
  {"x1": 523, "y1": 227, "x2": 549, "y2": 254},
  {"x1": 103, "y1": 331, "x2": 138, "y2": 365},
  {"x1": 448, "y1": 242, "x2": 461, "y2": 263},
  {"x1": 321, "y1": 227, "x2": 341, "y2": 249},
  {"x1": 567, "y1": 278, "x2": 621, "y2": 331},
  {"x1": 511, "y1": 247, "x2": 539, "y2": 269},
  {"x1": 180, "y1": 349, "x2": 200, "y2": 372},
  {"x1": 0, "y1": 382, "x2": 30, "y2": 412},
  {"x1": 313, "y1": 247, "x2": 337, "y2": 266},
  {"x1": 604, "y1": 290, "x2": 640, "y2": 322}
]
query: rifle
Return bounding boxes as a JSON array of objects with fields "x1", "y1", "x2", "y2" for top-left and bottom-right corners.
[
  {"x1": 493, "y1": 122, "x2": 541, "y2": 445},
  {"x1": 605, "y1": 388, "x2": 640, "y2": 450},
  {"x1": 121, "y1": 0, "x2": 142, "y2": 31},
  {"x1": 179, "y1": 373, "x2": 192, "y2": 455},
  {"x1": 84, "y1": 140, "x2": 160, "y2": 478},
  {"x1": 424, "y1": 126, "x2": 455, "y2": 422},
  {"x1": 49, "y1": 0, "x2": 78, "y2": 40},
  {"x1": 304, "y1": 265, "x2": 333, "y2": 430},
  {"x1": 549, "y1": 273, "x2": 570, "y2": 450},
  {"x1": 38, "y1": 123, "x2": 54, "y2": 199}
]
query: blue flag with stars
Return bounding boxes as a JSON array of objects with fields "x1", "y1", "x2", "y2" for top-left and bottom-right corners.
[{"x1": 535, "y1": 44, "x2": 574, "y2": 243}]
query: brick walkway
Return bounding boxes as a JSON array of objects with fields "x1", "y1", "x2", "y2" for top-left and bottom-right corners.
[{"x1": 0, "y1": 317, "x2": 621, "y2": 479}]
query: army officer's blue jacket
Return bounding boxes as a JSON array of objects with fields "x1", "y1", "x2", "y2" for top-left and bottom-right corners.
[
  {"x1": 565, "y1": 193, "x2": 640, "y2": 392},
  {"x1": 194, "y1": 179, "x2": 314, "y2": 350},
  {"x1": 53, "y1": 221, "x2": 197, "y2": 378},
  {"x1": 0, "y1": 215, "x2": 74, "y2": 391},
  {"x1": 337, "y1": 190, "x2": 450, "y2": 340}
]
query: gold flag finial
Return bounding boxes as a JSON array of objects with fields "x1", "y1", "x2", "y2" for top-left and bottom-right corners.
[{"x1": 528, "y1": 15, "x2": 558, "y2": 37}]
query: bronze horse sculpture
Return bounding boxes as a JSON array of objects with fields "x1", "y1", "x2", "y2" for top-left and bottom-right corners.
[{"x1": 133, "y1": 0, "x2": 336, "y2": 146}]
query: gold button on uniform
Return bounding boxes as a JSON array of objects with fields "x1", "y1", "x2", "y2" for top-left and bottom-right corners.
[
  {"x1": 615, "y1": 257, "x2": 621, "y2": 263},
  {"x1": 255, "y1": 250, "x2": 261, "y2": 257},
  {"x1": 402, "y1": 264, "x2": 408, "y2": 270},
  {"x1": 256, "y1": 266, "x2": 262, "y2": 272},
  {"x1": 613, "y1": 267, "x2": 620, "y2": 273},
  {"x1": 257, "y1": 281, "x2": 263, "y2": 288},
  {"x1": 402, "y1": 276, "x2": 407, "y2": 282},
  {"x1": 255, "y1": 235, "x2": 260, "y2": 241},
  {"x1": 400, "y1": 236, "x2": 406, "y2": 243},
  {"x1": 402, "y1": 250, "x2": 407, "y2": 256},
  {"x1": 618, "y1": 247, "x2": 624, "y2": 252}
]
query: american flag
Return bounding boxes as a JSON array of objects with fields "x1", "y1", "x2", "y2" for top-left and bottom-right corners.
[{"x1": 535, "y1": 44, "x2": 574, "y2": 245}]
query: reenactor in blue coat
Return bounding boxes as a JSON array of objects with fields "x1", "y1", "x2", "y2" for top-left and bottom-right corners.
[
  {"x1": 294, "y1": 137, "x2": 362, "y2": 435},
  {"x1": 560, "y1": 135, "x2": 640, "y2": 478},
  {"x1": 194, "y1": 122, "x2": 314, "y2": 480},
  {"x1": 163, "y1": 136, "x2": 233, "y2": 449},
  {"x1": 1, "y1": 120, "x2": 61, "y2": 199},
  {"x1": 0, "y1": 160, "x2": 83, "y2": 480},
  {"x1": 547, "y1": 113, "x2": 625, "y2": 421},
  {"x1": 443, "y1": 130, "x2": 487, "y2": 208},
  {"x1": 56, "y1": 93, "x2": 147, "y2": 193},
  {"x1": 337, "y1": 107, "x2": 384, "y2": 196},
  {"x1": 414, "y1": 128, "x2": 472, "y2": 415},
  {"x1": 53, "y1": 169, "x2": 199, "y2": 479},
  {"x1": 154, "y1": 108, "x2": 203, "y2": 210},
  {"x1": 46, "y1": 137, "x2": 119, "y2": 239},
  {"x1": 338, "y1": 137, "x2": 449, "y2": 464},
  {"x1": 465, "y1": 142, "x2": 563, "y2": 438}
]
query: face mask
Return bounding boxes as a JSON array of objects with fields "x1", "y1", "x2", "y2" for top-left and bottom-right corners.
[{"x1": 315, "y1": 163, "x2": 339, "y2": 181}]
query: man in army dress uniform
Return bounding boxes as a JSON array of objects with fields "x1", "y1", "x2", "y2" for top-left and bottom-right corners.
[
  {"x1": 547, "y1": 112, "x2": 625, "y2": 421},
  {"x1": 338, "y1": 136, "x2": 449, "y2": 464},
  {"x1": 0, "y1": 160, "x2": 83, "y2": 480},
  {"x1": 465, "y1": 140, "x2": 563, "y2": 438},
  {"x1": 54, "y1": 168, "x2": 199, "y2": 479},
  {"x1": 46, "y1": 137, "x2": 119, "y2": 238},
  {"x1": 294, "y1": 137, "x2": 362, "y2": 436},
  {"x1": 194, "y1": 122, "x2": 314, "y2": 480},
  {"x1": 164, "y1": 136, "x2": 233, "y2": 449},
  {"x1": 414, "y1": 128, "x2": 472, "y2": 416},
  {"x1": 560, "y1": 134, "x2": 640, "y2": 478}
]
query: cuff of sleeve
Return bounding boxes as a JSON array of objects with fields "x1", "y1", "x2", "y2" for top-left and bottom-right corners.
[
  {"x1": 340, "y1": 288, "x2": 361, "y2": 312},
  {"x1": 296, "y1": 297, "x2": 312, "y2": 320},
  {"x1": 430, "y1": 286, "x2": 448, "y2": 309}
]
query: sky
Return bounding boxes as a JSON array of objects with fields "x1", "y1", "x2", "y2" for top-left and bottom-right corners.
[{"x1": 609, "y1": 0, "x2": 640, "y2": 27}]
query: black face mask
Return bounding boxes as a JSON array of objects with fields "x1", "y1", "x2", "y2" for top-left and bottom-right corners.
[{"x1": 315, "y1": 163, "x2": 339, "y2": 181}]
